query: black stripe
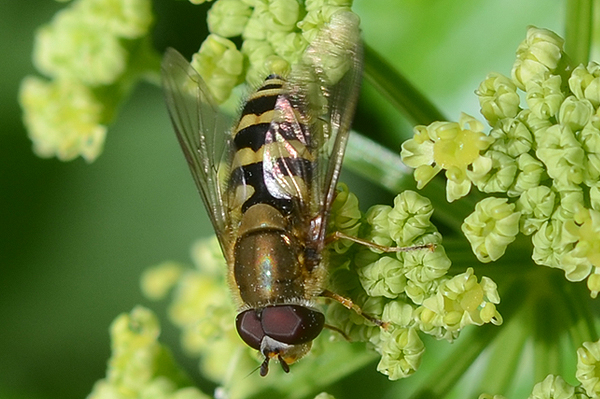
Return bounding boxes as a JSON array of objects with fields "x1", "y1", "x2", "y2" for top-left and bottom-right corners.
[
  {"x1": 258, "y1": 83, "x2": 283, "y2": 91},
  {"x1": 230, "y1": 159, "x2": 313, "y2": 215},
  {"x1": 230, "y1": 159, "x2": 313, "y2": 189},
  {"x1": 234, "y1": 123, "x2": 270, "y2": 151},
  {"x1": 234, "y1": 121, "x2": 310, "y2": 151},
  {"x1": 242, "y1": 94, "x2": 278, "y2": 116},
  {"x1": 230, "y1": 163, "x2": 293, "y2": 215},
  {"x1": 277, "y1": 120, "x2": 311, "y2": 148},
  {"x1": 275, "y1": 157, "x2": 313, "y2": 181},
  {"x1": 256, "y1": 75, "x2": 283, "y2": 92}
]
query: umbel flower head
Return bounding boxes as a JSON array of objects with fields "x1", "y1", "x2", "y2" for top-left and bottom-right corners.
[
  {"x1": 20, "y1": 0, "x2": 357, "y2": 161},
  {"x1": 87, "y1": 306, "x2": 210, "y2": 399},
  {"x1": 401, "y1": 113, "x2": 494, "y2": 202},
  {"x1": 19, "y1": 0, "x2": 156, "y2": 162},
  {"x1": 401, "y1": 26, "x2": 600, "y2": 298},
  {"x1": 139, "y1": 185, "x2": 501, "y2": 386},
  {"x1": 86, "y1": 304, "x2": 600, "y2": 399},
  {"x1": 188, "y1": 0, "x2": 359, "y2": 102}
]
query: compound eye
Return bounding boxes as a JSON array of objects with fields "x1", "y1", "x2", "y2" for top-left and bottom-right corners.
[
  {"x1": 236, "y1": 310, "x2": 264, "y2": 350},
  {"x1": 261, "y1": 305, "x2": 325, "y2": 345}
]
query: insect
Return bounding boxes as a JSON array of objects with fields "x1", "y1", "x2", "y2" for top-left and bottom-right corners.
[{"x1": 161, "y1": 12, "x2": 420, "y2": 376}]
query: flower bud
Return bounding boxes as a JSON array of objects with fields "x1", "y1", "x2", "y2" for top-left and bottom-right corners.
[
  {"x1": 191, "y1": 34, "x2": 244, "y2": 103},
  {"x1": 569, "y1": 62, "x2": 600, "y2": 107},
  {"x1": 462, "y1": 198, "x2": 521, "y2": 262},
  {"x1": 34, "y1": 8, "x2": 127, "y2": 85},
  {"x1": 558, "y1": 95, "x2": 594, "y2": 132},
  {"x1": 207, "y1": 0, "x2": 252, "y2": 38},
  {"x1": 511, "y1": 26, "x2": 564, "y2": 90},
  {"x1": 525, "y1": 73, "x2": 563, "y2": 119},
  {"x1": 476, "y1": 72, "x2": 520, "y2": 126},
  {"x1": 577, "y1": 340, "x2": 600, "y2": 397},
  {"x1": 19, "y1": 76, "x2": 106, "y2": 162}
]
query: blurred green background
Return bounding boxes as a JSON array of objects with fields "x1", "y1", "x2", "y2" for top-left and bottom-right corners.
[{"x1": 0, "y1": 1, "x2": 561, "y2": 399}]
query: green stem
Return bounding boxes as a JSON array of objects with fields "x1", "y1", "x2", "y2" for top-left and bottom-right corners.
[
  {"x1": 443, "y1": 235, "x2": 535, "y2": 279},
  {"x1": 449, "y1": 238, "x2": 537, "y2": 283},
  {"x1": 95, "y1": 37, "x2": 162, "y2": 123},
  {"x1": 533, "y1": 290, "x2": 562, "y2": 381},
  {"x1": 477, "y1": 304, "x2": 530, "y2": 395},
  {"x1": 561, "y1": 280, "x2": 599, "y2": 346},
  {"x1": 345, "y1": 131, "x2": 414, "y2": 192},
  {"x1": 564, "y1": 0, "x2": 594, "y2": 65},
  {"x1": 363, "y1": 44, "x2": 447, "y2": 125}
]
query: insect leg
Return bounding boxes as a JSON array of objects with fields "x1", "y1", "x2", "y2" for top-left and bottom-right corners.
[
  {"x1": 326, "y1": 231, "x2": 436, "y2": 253},
  {"x1": 323, "y1": 323, "x2": 351, "y2": 340},
  {"x1": 321, "y1": 232, "x2": 435, "y2": 331},
  {"x1": 320, "y1": 289, "x2": 390, "y2": 330}
]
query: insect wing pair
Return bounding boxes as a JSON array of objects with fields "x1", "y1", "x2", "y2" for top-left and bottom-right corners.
[{"x1": 161, "y1": 12, "x2": 363, "y2": 376}]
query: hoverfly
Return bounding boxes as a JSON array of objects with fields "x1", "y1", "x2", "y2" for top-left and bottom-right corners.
[{"x1": 162, "y1": 12, "x2": 381, "y2": 376}]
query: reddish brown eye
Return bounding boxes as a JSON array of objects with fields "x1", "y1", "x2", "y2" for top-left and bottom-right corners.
[
  {"x1": 261, "y1": 305, "x2": 324, "y2": 345},
  {"x1": 236, "y1": 306, "x2": 325, "y2": 351},
  {"x1": 236, "y1": 310, "x2": 264, "y2": 350}
]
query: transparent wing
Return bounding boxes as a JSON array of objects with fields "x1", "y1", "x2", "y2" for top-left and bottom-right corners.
[
  {"x1": 161, "y1": 48, "x2": 233, "y2": 258},
  {"x1": 259, "y1": 93, "x2": 315, "y2": 220},
  {"x1": 312, "y1": 41, "x2": 363, "y2": 221},
  {"x1": 284, "y1": 11, "x2": 364, "y2": 244}
]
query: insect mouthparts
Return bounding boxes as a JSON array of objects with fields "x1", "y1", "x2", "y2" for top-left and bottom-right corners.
[{"x1": 259, "y1": 352, "x2": 290, "y2": 377}]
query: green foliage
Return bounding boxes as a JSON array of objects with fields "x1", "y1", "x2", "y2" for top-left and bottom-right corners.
[{"x1": 11, "y1": 1, "x2": 600, "y2": 399}]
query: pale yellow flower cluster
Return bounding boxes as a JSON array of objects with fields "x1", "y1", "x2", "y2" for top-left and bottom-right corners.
[
  {"x1": 401, "y1": 27, "x2": 600, "y2": 297},
  {"x1": 188, "y1": 0, "x2": 357, "y2": 102},
  {"x1": 20, "y1": 0, "x2": 155, "y2": 162}
]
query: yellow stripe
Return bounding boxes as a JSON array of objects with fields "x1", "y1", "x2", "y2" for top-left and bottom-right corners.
[
  {"x1": 259, "y1": 77, "x2": 285, "y2": 88},
  {"x1": 229, "y1": 184, "x2": 255, "y2": 211},
  {"x1": 231, "y1": 148, "x2": 258, "y2": 171},
  {"x1": 277, "y1": 175, "x2": 309, "y2": 199},
  {"x1": 235, "y1": 110, "x2": 277, "y2": 133},
  {"x1": 231, "y1": 140, "x2": 314, "y2": 170},
  {"x1": 247, "y1": 87, "x2": 283, "y2": 102},
  {"x1": 234, "y1": 108, "x2": 309, "y2": 137}
]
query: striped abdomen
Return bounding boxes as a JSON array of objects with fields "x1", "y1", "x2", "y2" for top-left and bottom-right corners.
[
  {"x1": 230, "y1": 75, "x2": 314, "y2": 307},
  {"x1": 228, "y1": 75, "x2": 313, "y2": 218}
]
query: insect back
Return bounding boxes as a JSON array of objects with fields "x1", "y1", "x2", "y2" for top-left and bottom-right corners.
[
  {"x1": 230, "y1": 77, "x2": 322, "y2": 376},
  {"x1": 161, "y1": 10, "x2": 363, "y2": 376}
]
